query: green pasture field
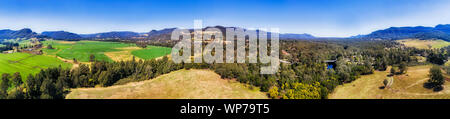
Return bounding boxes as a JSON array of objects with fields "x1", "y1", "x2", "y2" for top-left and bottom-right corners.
[
  {"x1": 0, "y1": 53, "x2": 72, "y2": 82},
  {"x1": 397, "y1": 39, "x2": 450, "y2": 49},
  {"x1": 43, "y1": 40, "x2": 135, "y2": 62},
  {"x1": 131, "y1": 45, "x2": 172, "y2": 60},
  {"x1": 42, "y1": 40, "x2": 172, "y2": 62}
]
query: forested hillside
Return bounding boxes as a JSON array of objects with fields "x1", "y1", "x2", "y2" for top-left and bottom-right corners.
[{"x1": 361, "y1": 24, "x2": 450, "y2": 41}]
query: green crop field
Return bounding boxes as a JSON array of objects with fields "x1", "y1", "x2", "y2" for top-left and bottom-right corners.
[
  {"x1": 43, "y1": 40, "x2": 135, "y2": 62},
  {"x1": 41, "y1": 40, "x2": 74, "y2": 55},
  {"x1": 42, "y1": 40, "x2": 171, "y2": 62},
  {"x1": 131, "y1": 45, "x2": 172, "y2": 60},
  {"x1": 0, "y1": 53, "x2": 72, "y2": 82}
]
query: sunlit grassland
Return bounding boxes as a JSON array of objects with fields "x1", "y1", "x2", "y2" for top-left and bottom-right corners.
[
  {"x1": 42, "y1": 40, "x2": 134, "y2": 62},
  {"x1": 0, "y1": 52, "x2": 72, "y2": 81},
  {"x1": 131, "y1": 45, "x2": 172, "y2": 60},
  {"x1": 42, "y1": 40, "x2": 171, "y2": 62},
  {"x1": 397, "y1": 39, "x2": 450, "y2": 49},
  {"x1": 66, "y1": 69, "x2": 268, "y2": 99},
  {"x1": 329, "y1": 65, "x2": 450, "y2": 99}
]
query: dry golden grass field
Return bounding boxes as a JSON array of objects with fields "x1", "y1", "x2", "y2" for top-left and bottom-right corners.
[
  {"x1": 329, "y1": 65, "x2": 450, "y2": 99},
  {"x1": 104, "y1": 47, "x2": 143, "y2": 62},
  {"x1": 66, "y1": 69, "x2": 268, "y2": 99},
  {"x1": 397, "y1": 39, "x2": 450, "y2": 49}
]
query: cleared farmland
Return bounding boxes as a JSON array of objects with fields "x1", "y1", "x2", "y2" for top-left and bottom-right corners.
[
  {"x1": 55, "y1": 41, "x2": 133, "y2": 62},
  {"x1": 329, "y1": 65, "x2": 450, "y2": 99},
  {"x1": 0, "y1": 53, "x2": 72, "y2": 81},
  {"x1": 131, "y1": 45, "x2": 172, "y2": 60},
  {"x1": 42, "y1": 40, "x2": 171, "y2": 62},
  {"x1": 397, "y1": 39, "x2": 450, "y2": 49}
]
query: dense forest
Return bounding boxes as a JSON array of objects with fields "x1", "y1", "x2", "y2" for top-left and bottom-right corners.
[{"x1": 0, "y1": 42, "x2": 19, "y2": 52}]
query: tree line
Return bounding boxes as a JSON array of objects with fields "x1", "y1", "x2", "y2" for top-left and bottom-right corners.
[{"x1": 0, "y1": 42, "x2": 19, "y2": 52}]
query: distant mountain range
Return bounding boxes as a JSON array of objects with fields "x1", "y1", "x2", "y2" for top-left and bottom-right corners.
[
  {"x1": 5, "y1": 24, "x2": 450, "y2": 41},
  {"x1": 0, "y1": 26, "x2": 317, "y2": 41},
  {"x1": 42, "y1": 31, "x2": 82, "y2": 40},
  {"x1": 280, "y1": 33, "x2": 315, "y2": 40},
  {"x1": 359, "y1": 24, "x2": 450, "y2": 41},
  {"x1": 0, "y1": 28, "x2": 39, "y2": 39},
  {"x1": 80, "y1": 31, "x2": 140, "y2": 39}
]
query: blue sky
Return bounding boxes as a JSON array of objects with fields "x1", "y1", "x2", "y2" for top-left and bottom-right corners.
[{"x1": 0, "y1": 0, "x2": 449, "y2": 37}]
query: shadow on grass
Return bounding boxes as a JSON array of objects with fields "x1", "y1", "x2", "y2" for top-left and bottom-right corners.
[{"x1": 423, "y1": 82, "x2": 444, "y2": 92}]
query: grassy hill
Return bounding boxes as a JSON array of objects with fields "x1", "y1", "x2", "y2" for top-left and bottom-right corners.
[
  {"x1": 66, "y1": 69, "x2": 268, "y2": 99},
  {"x1": 0, "y1": 53, "x2": 72, "y2": 81},
  {"x1": 397, "y1": 39, "x2": 450, "y2": 49},
  {"x1": 329, "y1": 65, "x2": 450, "y2": 99}
]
